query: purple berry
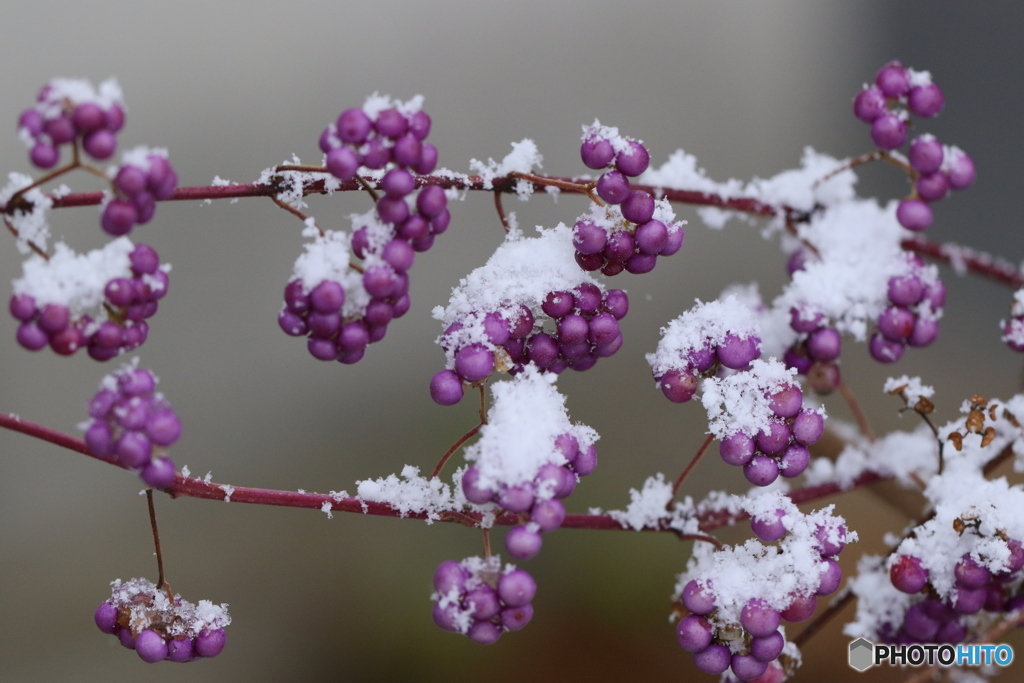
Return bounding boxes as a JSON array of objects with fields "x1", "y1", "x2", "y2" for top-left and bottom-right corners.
[
  {"x1": 780, "y1": 444, "x2": 810, "y2": 478},
  {"x1": 454, "y1": 344, "x2": 494, "y2": 382},
  {"x1": 527, "y1": 333, "x2": 559, "y2": 367},
  {"x1": 408, "y1": 110, "x2": 431, "y2": 140},
  {"x1": 166, "y1": 637, "x2": 195, "y2": 663},
  {"x1": 498, "y1": 483, "x2": 535, "y2": 513},
  {"x1": 416, "y1": 143, "x2": 439, "y2": 175},
  {"x1": 806, "y1": 327, "x2": 841, "y2": 362},
  {"x1": 615, "y1": 140, "x2": 649, "y2": 177},
  {"x1": 94, "y1": 601, "x2": 118, "y2": 634},
  {"x1": 681, "y1": 579, "x2": 716, "y2": 616},
  {"x1": 750, "y1": 630, "x2": 785, "y2": 663},
  {"x1": 374, "y1": 108, "x2": 407, "y2": 139},
  {"x1": 634, "y1": 219, "x2": 668, "y2": 255},
  {"x1": 741, "y1": 598, "x2": 781, "y2": 638},
  {"x1": 596, "y1": 170, "x2": 630, "y2": 204},
  {"x1": 604, "y1": 289, "x2": 629, "y2": 320},
  {"x1": 908, "y1": 83, "x2": 944, "y2": 118},
  {"x1": 769, "y1": 384, "x2": 803, "y2": 418},
  {"x1": 460, "y1": 465, "x2": 494, "y2": 504},
  {"x1": 466, "y1": 620, "x2": 502, "y2": 645},
  {"x1": 497, "y1": 569, "x2": 537, "y2": 607},
  {"x1": 676, "y1": 615, "x2": 713, "y2": 653},
  {"x1": 755, "y1": 420, "x2": 791, "y2": 456},
  {"x1": 659, "y1": 369, "x2": 698, "y2": 404},
  {"x1": 853, "y1": 87, "x2": 887, "y2": 123},
  {"x1": 337, "y1": 108, "x2": 372, "y2": 144},
  {"x1": 888, "y1": 274, "x2": 924, "y2": 306},
  {"x1": 309, "y1": 280, "x2": 345, "y2": 314},
  {"x1": 603, "y1": 230, "x2": 635, "y2": 262},
  {"x1": 908, "y1": 136, "x2": 944, "y2": 175},
  {"x1": 717, "y1": 333, "x2": 760, "y2": 369},
  {"x1": 693, "y1": 644, "x2": 731, "y2": 675},
  {"x1": 896, "y1": 199, "x2": 933, "y2": 231},
  {"x1": 382, "y1": 239, "x2": 415, "y2": 272},
  {"x1": 572, "y1": 220, "x2": 607, "y2": 255},
  {"x1": 875, "y1": 61, "x2": 910, "y2": 98},
  {"x1": 792, "y1": 410, "x2": 824, "y2": 446},
  {"x1": 869, "y1": 332, "x2": 905, "y2": 363},
  {"x1": 101, "y1": 200, "x2": 137, "y2": 236},
  {"x1": 83, "y1": 130, "x2": 116, "y2": 159},
  {"x1": 431, "y1": 602, "x2": 461, "y2": 632},
  {"x1": 743, "y1": 455, "x2": 780, "y2": 487},
  {"x1": 916, "y1": 172, "x2": 949, "y2": 203},
  {"x1": 731, "y1": 653, "x2": 769, "y2": 680},
  {"x1": 141, "y1": 457, "x2": 177, "y2": 488},
  {"x1": 530, "y1": 498, "x2": 566, "y2": 532},
  {"x1": 29, "y1": 142, "x2": 59, "y2": 169},
  {"x1": 720, "y1": 432, "x2": 755, "y2": 466},
  {"x1": 195, "y1": 628, "x2": 227, "y2": 658},
  {"x1": 947, "y1": 151, "x2": 976, "y2": 190},
  {"x1": 751, "y1": 509, "x2": 787, "y2": 542},
  {"x1": 325, "y1": 146, "x2": 359, "y2": 181},
  {"x1": 621, "y1": 190, "x2": 655, "y2": 224},
  {"x1": 501, "y1": 604, "x2": 534, "y2": 631},
  {"x1": 135, "y1": 629, "x2": 168, "y2": 663},
  {"x1": 781, "y1": 594, "x2": 816, "y2": 623},
  {"x1": 871, "y1": 113, "x2": 907, "y2": 150},
  {"x1": 954, "y1": 555, "x2": 991, "y2": 589},
  {"x1": 392, "y1": 133, "x2": 422, "y2": 168},
  {"x1": 878, "y1": 306, "x2": 915, "y2": 341},
  {"x1": 505, "y1": 525, "x2": 542, "y2": 560},
  {"x1": 890, "y1": 555, "x2": 928, "y2": 593},
  {"x1": 581, "y1": 137, "x2": 614, "y2": 169},
  {"x1": 572, "y1": 444, "x2": 597, "y2": 476},
  {"x1": 816, "y1": 558, "x2": 842, "y2": 595}
]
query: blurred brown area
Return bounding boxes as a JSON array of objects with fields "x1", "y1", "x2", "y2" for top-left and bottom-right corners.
[{"x1": 2, "y1": 1, "x2": 1024, "y2": 681}]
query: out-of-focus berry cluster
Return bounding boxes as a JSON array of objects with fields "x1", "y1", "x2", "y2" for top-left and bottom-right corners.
[
  {"x1": 18, "y1": 78, "x2": 125, "y2": 168},
  {"x1": 94, "y1": 578, "x2": 229, "y2": 663},
  {"x1": 575, "y1": 124, "x2": 684, "y2": 275},
  {"x1": 852, "y1": 61, "x2": 975, "y2": 232},
  {"x1": 83, "y1": 364, "x2": 181, "y2": 488},
  {"x1": 102, "y1": 150, "x2": 178, "y2": 236},
  {"x1": 11, "y1": 240, "x2": 168, "y2": 360},
  {"x1": 431, "y1": 557, "x2": 535, "y2": 645},
  {"x1": 1001, "y1": 289, "x2": 1024, "y2": 353}
]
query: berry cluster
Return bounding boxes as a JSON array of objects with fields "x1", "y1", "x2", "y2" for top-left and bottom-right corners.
[
  {"x1": 868, "y1": 258, "x2": 945, "y2": 364},
  {"x1": 83, "y1": 364, "x2": 181, "y2": 488},
  {"x1": 1000, "y1": 289, "x2": 1024, "y2": 353},
  {"x1": 852, "y1": 61, "x2": 975, "y2": 232},
  {"x1": 94, "y1": 577, "x2": 229, "y2": 664},
  {"x1": 463, "y1": 431, "x2": 596, "y2": 560},
  {"x1": 430, "y1": 557, "x2": 535, "y2": 645},
  {"x1": 18, "y1": 78, "x2": 125, "y2": 168},
  {"x1": 101, "y1": 150, "x2": 179, "y2": 236},
  {"x1": 574, "y1": 124, "x2": 684, "y2": 275},
  {"x1": 657, "y1": 331, "x2": 762, "y2": 405},
  {"x1": 11, "y1": 240, "x2": 168, "y2": 360},
  {"x1": 718, "y1": 385, "x2": 824, "y2": 487},
  {"x1": 782, "y1": 307, "x2": 842, "y2": 392},
  {"x1": 280, "y1": 96, "x2": 448, "y2": 363},
  {"x1": 430, "y1": 285, "x2": 628, "y2": 405},
  {"x1": 676, "y1": 500, "x2": 851, "y2": 679},
  {"x1": 887, "y1": 542, "x2": 1024, "y2": 645}
]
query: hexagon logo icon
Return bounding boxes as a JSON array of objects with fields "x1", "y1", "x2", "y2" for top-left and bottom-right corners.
[{"x1": 849, "y1": 638, "x2": 874, "y2": 672}]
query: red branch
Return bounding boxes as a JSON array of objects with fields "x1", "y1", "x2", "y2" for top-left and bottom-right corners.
[
  {"x1": 30, "y1": 175, "x2": 1019, "y2": 289},
  {"x1": 0, "y1": 411, "x2": 888, "y2": 533}
]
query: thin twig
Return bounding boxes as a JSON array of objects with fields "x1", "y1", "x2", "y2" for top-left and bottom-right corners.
[
  {"x1": 838, "y1": 379, "x2": 877, "y2": 443},
  {"x1": 430, "y1": 423, "x2": 482, "y2": 480},
  {"x1": 146, "y1": 490, "x2": 174, "y2": 603},
  {"x1": 478, "y1": 384, "x2": 487, "y2": 425},
  {"x1": 270, "y1": 196, "x2": 323, "y2": 236},
  {"x1": 493, "y1": 190, "x2": 511, "y2": 233},
  {"x1": 668, "y1": 433, "x2": 715, "y2": 507},
  {"x1": 3, "y1": 216, "x2": 49, "y2": 259},
  {"x1": 355, "y1": 175, "x2": 379, "y2": 203},
  {"x1": 275, "y1": 164, "x2": 328, "y2": 174},
  {"x1": 482, "y1": 528, "x2": 491, "y2": 559},
  {"x1": 676, "y1": 532, "x2": 724, "y2": 550}
]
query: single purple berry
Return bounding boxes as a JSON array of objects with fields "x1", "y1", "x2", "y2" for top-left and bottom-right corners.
[
  {"x1": 603, "y1": 231, "x2": 635, "y2": 262},
  {"x1": 809, "y1": 364, "x2": 840, "y2": 393},
  {"x1": 750, "y1": 630, "x2": 785, "y2": 663},
  {"x1": 888, "y1": 274, "x2": 924, "y2": 307},
  {"x1": 434, "y1": 560, "x2": 470, "y2": 595},
  {"x1": 408, "y1": 110, "x2": 431, "y2": 140},
  {"x1": 461, "y1": 465, "x2": 494, "y2": 504},
  {"x1": 869, "y1": 332, "x2": 905, "y2": 363},
  {"x1": 141, "y1": 457, "x2": 177, "y2": 488},
  {"x1": 780, "y1": 444, "x2": 810, "y2": 478},
  {"x1": 454, "y1": 344, "x2": 494, "y2": 382},
  {"x1": 392, "y1": 133, "x2": 422, "y2": 168},
  {"x1": 381, "y1": 168, "x2": 416, "y2": 198},
  {"x1": 659, "y1": 369, "x2": 698, "y2": 404},
  {"x1": 572, "y1": 444, "x2": 597, "y2": 476},
  {"x1": 530, "y1": 498, "x2": 566, "y2": 532},
  {"x1": 336, "y1": 108, "x2": 372, "y2": 144},
  {"x1": 581, "y1": 137, "x2": 614, "y2": 169},
  {"x1": 596, "y1": 170, "x2": 630, "y2": 204},
  {"x1": 634, "y1": 219, "x2": 668, "y2": 255},
  {"x1": 896, "y1": 199, "x2": 933, "y2": 231},
  {"x1": 681, "y1": 579, "x2": 716, "y2": 616},
  {"x1": 505, "y1": 525, "x2": 542, "y2": 559},
  {"x1": 146, "y1": 410, "x2": 182, "y2": 447},
  {"x1": 615, "y1": 140, "x2": 649, "y2": 177},
  {"x1": 501, "y1": 604, "x2": 533, "y2": 631},
  {"x1": 693, "y1": 644, "x2": 731, "y2": 675},
  {"x1": 498, "y1": 483, "x2": 535, "y2": 513},
  {"x1": 908, "y1": 83, "x2": 944, "y2": 118},
  {"x1": 755, "y1": 420, "x2": 791, "y2": 456},
  {"x1": 751, "y1": 509, "x2": 787, "y2": 542},
  {"x1": 816, "y1": 558, "x2": 842, "y2": 595},
  {"x1": 792, "y1": 410, "x2": 824, "y2": 446},
  {"x1": 573, "y1": 220, "x2": 607, "y2": 255},
  {"x1": 769, "y1": 384, "x2": 803, "y2": 418},
  {"x1": 871, "y1": 113, "x2": 907, "y2": 150},
  {"x1": 466, "y1": 620, "x2": 502, "y2": 645},
  {"x1": 853, "y1": 87, "x2": 887, "y2": 123},
  {"x1": 166, "y1": 636, "x2": 195, "y2": 663},
  {"x1": 717, "y1": 333, "x2": 761, "y2": 370},
  {"x1": 83, "y1": 129, "x2": 116, "y2": 159},
  {"x1": 382, "y1": 239, "x2": 415, "y2": 273},
  {"x1": 878, "y1": 306, "x2": 915, "y2": 341},
  {"x1": 135, "y1": 629, "x2": 169, "y2": 663},
  {"x1": 29, "y1": 142, "x2": 59, "y2": 169},
  {"x1": 363, "y1": 265, "x2": 398, "y2": 299},
  {"x1": 497, "y1": 569, "x2": 537, "y2": 607},
  {"x1": 720, "y1": 432, "x2": 755, "y2": 466},
  {"x1": 94, "y1": 601, "x2": 118, "y2": 634},
  {"x1": 374, "y1": 108, "x2": 407, "y2": 139},
  {"x1": 105, "y1": 104, "x2": 125, "y2": 132},
  {"x1": 660, "y1": 225, "x2": 685, "y2": 256},
  {"x1": 101, "y1": 200, "x2": 137, "y2": 236},
  {"x1": 741, "y1": 598, "x2": 781, "y2": 638},
  {"x1": 908, "y1": 136, "x2": 944, "y2": 175},
  {"x1": 954, "y1": 555, "x2": 991, "y2": 589},
  {"x1": 890, "y1": 555, "x2": 928, "y2": 593},
  {"x1": 309, "y1": 280, "x2": 345, "y2": 314},
  {"x1": 195, "y1": 628, "x2": 227, "y2": 658},
  {"x1": 621, "y1": 190, "x2": 655, "y2": 224},
  {"x1": 947, "y1": 151, "x2": 976, "y2": 190},
  {"x1": 676, "y1": 614, "x2": 713, "y2": 653},
  {"x1": 731, "y1": 653, "x2": 769, "y2": 680},
  {"x1": 806, "y1": 327, "x2": 841, "y2": 362},
  {"x1": 875, "y1": 61, "x2": 910, "y2": 98},
  {"x1": 416, "y1": 143, "x2": 439, "y2": 175},
  {"x1": 359, "y1": 138, "x2": 390, "y2": 169},
  {"x1": 527, "y1": 333, "x2": 559, "y2": 367},
  {"x1": 376, "y1": 196, "x2": 410, "y2": 225},
  {"x1": 744, "y1": 455, "x2": 780, "y2": 487},
  {"x1": 916, "y1": 172, "x2": 949, "y2": 203}
]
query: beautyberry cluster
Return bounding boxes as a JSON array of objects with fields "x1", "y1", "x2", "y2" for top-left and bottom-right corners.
[
  {"x1": 463, "y1": 431, "x2": 596, "y2": 560},
  {"x1": 94, "y1": 578, "x2": 229, "y2": 664},
  {"x1": 718, "y1": 385, "x2": 824, "y2": 487},
  {"x1": 868, "y1": 258, "x2": 945, "y2": 364},
  {"x1": 11, "y1": 241, "x2": 168, "y2": 359},
  {"x1": 18, "y1": 78, "x2": 125, "y2": 168},
  {"x1": 280, "y1": 96, "x2": 448, "y2": 363},
  {"x1": 574, "y1": 124, "x2": 684, "y2": 275},
  {"x1": 656, "y1": 331, "x2": 761, "y2": 404},
  {"x1": 431, "y1": 557, "x2": 535, "y2": 645},
  {"x1": 676, "y1": 501, "x2": 851, "y2": 680},
  {"x1": 83, "y1": 364, "x2": 181, "y2": 488},
  {"x1": 852, "y1": 61, "x2": 975, "y2": 231},
  {"x1": 101, "y1": 150, "x2": 178, "y2": 236}
]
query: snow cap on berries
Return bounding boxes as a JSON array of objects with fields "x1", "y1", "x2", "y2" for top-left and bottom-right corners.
[{"x1": 462, "y1": 366, "x2": 597, "y2": 491}]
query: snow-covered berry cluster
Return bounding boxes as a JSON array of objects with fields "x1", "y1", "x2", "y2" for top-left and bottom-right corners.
[
  {"x1": 1000, "y1": 289, "x2": 1024, "y2": 353},
  {"x1": 10, "y1": 238, "x2": 169, "y2": 359},
  {"x1": 82, "y1": 363, "x2": 181, "y2": 488},
  {"x1": 279, "y1": 95, "x2": 448, "y2": 363},
  {"x1": 430, "y1": 224, "x2": 625, "y2": 404},
  {"x1": 676, "y1": 494, "x2": 853, "y2": 679},
  {"x1": 94, "y1": 577, "x2": 229, "y2": 663},
  {"x1": 574, "y1": 122, "x2": 684, "y2": 275},
  {"x1": 782, "y1": 307, "x2": 842, "y2": 394},
  {"x1": 430, "y1": 557, "x2": 535, "y2": 644},
  {"x1": 18, "y1": 78, "x2": 125, "y2": 168},
  {"x1": 852, "y1": 61, "x2": 975, "y2": 232},
  {"x1": 647, "y1": 295, "x2": 763, "y2": 404},
  {"x1": 101, "y1": 148, "x2": 178, "y2": 236},
  {"x1": 868, "y1": 256, "x2": 945, "y2": 364}
]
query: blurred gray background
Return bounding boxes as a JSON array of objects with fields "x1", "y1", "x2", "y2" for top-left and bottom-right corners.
[{"x1": 1, "y1": 2, "x2": 1022, "y2": 681}]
